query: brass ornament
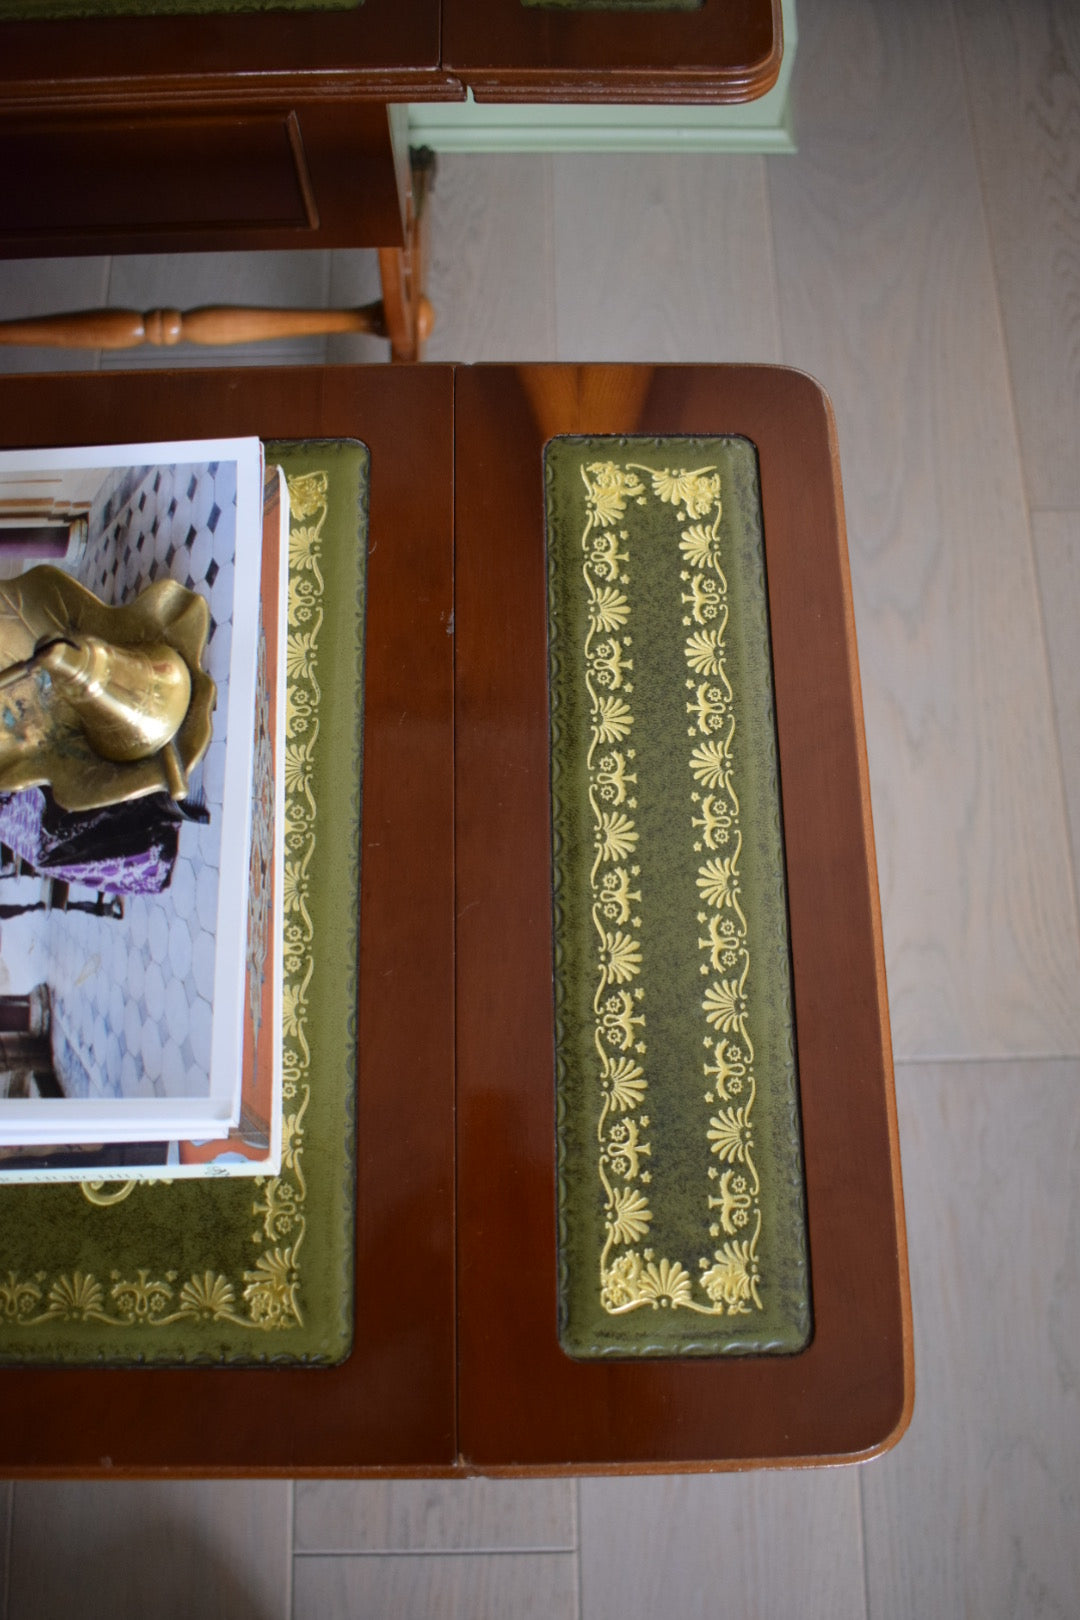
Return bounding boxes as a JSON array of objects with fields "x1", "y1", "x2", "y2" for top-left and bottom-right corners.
[{"x1": 0, "y1": 565, "x2": 215, "y2": 810}]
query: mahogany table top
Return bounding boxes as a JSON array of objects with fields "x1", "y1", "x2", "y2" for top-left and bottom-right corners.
[{"x1": 0, "y1": 364, "x2": 911, "y2": 1475}]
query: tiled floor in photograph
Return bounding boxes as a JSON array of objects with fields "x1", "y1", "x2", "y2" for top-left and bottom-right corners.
[{"x1": 0, "y1": 459, "x2": 236, "y2": 1102}]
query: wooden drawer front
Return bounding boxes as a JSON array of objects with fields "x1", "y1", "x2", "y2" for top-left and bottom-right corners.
[{"x1": 1, "y1": 111, "x2": 317, "y2": 242}]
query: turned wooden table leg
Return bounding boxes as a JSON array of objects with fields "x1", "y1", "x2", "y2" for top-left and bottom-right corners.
[
  {"x1": 0, "y1": 151, "x2": 436, "y2": 363},
  {"x1": 378, "y1": 146, "x2": 436, "y2": 364},
  {"x1": 0, "y1": 302, "x2": 389, "y2": 351}
]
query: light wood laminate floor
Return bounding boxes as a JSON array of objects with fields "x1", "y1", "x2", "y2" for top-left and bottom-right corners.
[{"x1": 2, "y1": 0, "x2": 1080, "y2": 1613}]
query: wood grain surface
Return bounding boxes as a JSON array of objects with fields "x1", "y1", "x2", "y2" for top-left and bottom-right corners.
[
  {"x1": 7, "y1": 1480, "x2": 292, "y2": 1620},
  {"x1": 1033, "y1": 512, "x2": 1080, "y2": 899},
  {"x1": 955, "y1": 0, "x2": 1080, "y2": 511},
  {"x1": 325, "y1": 248, "x2": 390, "y2": 368},
  {"x1": 0, "y1": 0, "x2": 451, "y2": 108},
  {"x1": 442, "y1": 0, "x2": 781, "y2": 104},
  {"x1": 768, "y1": 0, "x2": 1080, "y2": 1061},
  {"x1": 862, "y1": 1060, "x2": 1080, "y2": 1617},
  {"x1": 0, "y1": 103, "x2": 409, "y2": 259},
  {"x1": 101, "y1": 251, "x2": 333, "y2": 373},
  {"x1": 293, "y1": 1549, "x2": 579, "y2": 1619},
  {"x1": 552, "y1": 153, "x2": 781, "y2": 363},
  {"x1": 580, "y1": 1472, "x2": 866, "y2": 1620},
  {"x1": 422, "y1": 155, "x2": 557, "y2": 364},
  {"x1": 453, "y1": 363, "x2": 911, "y2": 1469},
  {"x1": 0, "y1": 366, "x2": 456, "y2": 1473},
  {"x1": 294, "y1": 1477, "x2": 576, "y2": 1551}
]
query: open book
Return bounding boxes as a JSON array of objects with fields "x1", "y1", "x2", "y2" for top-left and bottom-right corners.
[{"x1": 0, "y1": 438, "x2": 286, "y2": 1179}]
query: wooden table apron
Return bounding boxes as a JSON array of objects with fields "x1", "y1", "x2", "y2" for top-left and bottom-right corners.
[
  {"x1": 453, "y1": 365, "x2": 912, "y2": 1470},
  {"x1": 0, "y1": 0, "x2": 457, "y2": 260},
  {"x1": 0, "y1": 0, "x2": 449, "y2": 103},
  {"x1": 0, "y1": 366, "x2": 456, "y2": 1474},
  {"x1": 441, "y1": 0, "x2": 782, "y2": 103}
]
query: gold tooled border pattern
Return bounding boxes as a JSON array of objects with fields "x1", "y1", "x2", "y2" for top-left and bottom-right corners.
[{"x1": 580, "y1": 460, "x2": 763, "y2": 1319}]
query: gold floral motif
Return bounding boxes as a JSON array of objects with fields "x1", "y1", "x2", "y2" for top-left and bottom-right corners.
[
  {"x1": 605, "y1": 1186, "x2": 653, "y2": 1247},
  {"x1": 0, "y1": 468, "x2": 328, "y2": 1341},
  {"x1": 689, "y1": 738, "x2": 734, "y2": 789},
  {"x1": 178, "y1": 1272, "x2": 238, "y2": 1321},
  {"x1": 582, "y1": 462, "x2": 645, "y2": 529},
  {"x1": 110, "y1": 1269, "x2": 174, "y2": 1323},
  {"x1": 597, "y1": 930, "x2": 643, "y2": 990},
  {"x1": 599, "y1": 1055, "x2": 647, "y2": 1116},
  {"x1": 242, "y1": 1246, "x2": 301, "y2": 1327},
  {"x1": 597, "y1": 864, "x2": 640, "y2": 921},
  {"x1": 0, "y1": 1272, "x2": 42, "y2": 1318},
  {"x1": 46, "y1": 1271, "x2": 108, "y2": 1322},
  {"x1": 684, "y1": 627, "x2": 731, "y2": 677},
  {"x1": 706, "y1": 1106, "x2": 754, "y2": 1165},
  {"x1": 709, "y1": 1170, "x2": 754, "y2": 1236},
  {"x1": 691, "y1": 792, "x2": 734, "y2": 851},
  {"x1": 593, "y1": 810, "x2": 639, "y2": 874},
  {"x1": 287, "y1": 470, "x2": 329, "y2": 522},
  {"x1": 700, "y1": 1236, "x2": 761, "y2": 1314},
  {"x1": 582, "y1": 457, "x2": 763, "y2": 1319},
  {"x1": 703, "y1": 976, "x2": 749, "y2": 1036}
]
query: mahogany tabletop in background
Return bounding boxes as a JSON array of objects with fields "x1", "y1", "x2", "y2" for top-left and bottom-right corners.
[
  {"x1": 0, "y1": 0, "x2": 455, "y2": 259},
  {"x1": 442, "y1": 0, "x2": 782, "y2": 104},
  {"x1": 0, "y1": 0, "x2": 778, "y2": 106},
  {"x1": 453, "y1": 364, "x2": 913, "y2": 1470},
  {"x1": 0, "y1": 0, "x2": 450, "y2": 108},
  {"x1": 0, "y1": 0, "x2": 778, "y2": 261},
  {"x1": 0, "y1": 366, "x2": 456, "y2": 1475}
]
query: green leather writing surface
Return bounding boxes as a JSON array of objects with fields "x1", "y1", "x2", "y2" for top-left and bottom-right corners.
[
  {"x1": 0, "y1": 439, "x2": 366, "y2": 1367},
  {"x1": 546, "y1": 436, "x2": 810, "y2": 1358}
]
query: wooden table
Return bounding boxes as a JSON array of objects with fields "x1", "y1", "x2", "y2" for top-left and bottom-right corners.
[
  {"x1": 0, "y1": 363, "x2": 911, "y2": 1475},
  {"x1": 0, "y1": 0, "x2": 781, "y2": 359}
]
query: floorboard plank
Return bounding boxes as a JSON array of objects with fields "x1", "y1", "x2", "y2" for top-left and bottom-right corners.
[
  {"x1": 767, "y1": 0, "x2": 1080, "y2": 1059},
  {"x1": 294, "y1": 1478, "x2": 576, "y2": 1553},
  {"x1": 863, "y1": 1060, "x2": 1080, "y2": 1618},
  {"x1": 579, "y1": 1473, "x2": 866, "y2": 1620},
  {"x1": 7, "y1": 1481, "x2": 292, "y2": 1620},
  {"x1": 421, "y1": 154, "x2": 556, "y2": 363},
  {"x1": 1033, "y1": 510, "x2": 1080, "y2": 915},
  {"x1": 324, "y1": 249, "x2": 389, "y2": 367},
  {"x1": 955, "y1": 0, "x2": 1080, "y2": 511},
  {"x1": 552, "y1": 153, "x2": 781, "y2": 362},
  {"x1": 292, "y1": 1550, "x2": 578, "y2": 1619}
]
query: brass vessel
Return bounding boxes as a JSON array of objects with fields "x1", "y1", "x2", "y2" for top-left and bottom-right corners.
[
  {"x1": 34, "y1": 636, "x2": 192, "y2": 764},
  {"x1": 0, "y1": 566, "x2": 216, "y2": 811}
]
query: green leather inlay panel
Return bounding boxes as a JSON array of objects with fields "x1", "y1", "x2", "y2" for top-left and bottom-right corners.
[
  {"x1": 0, "y1": 439, "x2": 366, "y2": 1367},
  {"x1": 546, "y1": 435, "x2": 810, "y2": 1358}
]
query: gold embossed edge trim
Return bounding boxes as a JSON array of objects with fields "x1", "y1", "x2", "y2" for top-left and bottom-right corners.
[
  {"x1": 581, "y1": 459, "x2": 763, "y2": 1319},
  {"x1": 0, "y1": 469, "x2": 327, "y2": 1341}
]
